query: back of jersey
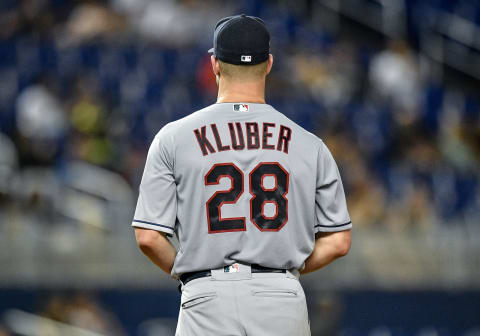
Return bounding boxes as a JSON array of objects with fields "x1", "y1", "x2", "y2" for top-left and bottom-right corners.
[{"x1": 132, "y1": 103, "x2": 351, "y2": 276}]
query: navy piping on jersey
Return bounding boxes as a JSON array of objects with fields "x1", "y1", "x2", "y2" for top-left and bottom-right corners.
[
  {"x1": 315, "y1": 221, "x2": 352, "y2": 228},
  {"x1": 133, "y1": 219, "x2": 174, "y2": 231}
]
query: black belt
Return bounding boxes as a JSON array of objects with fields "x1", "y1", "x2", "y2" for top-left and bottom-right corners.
[{"x1": 180, "y1": 264, "x2": 286, "y2": 286}]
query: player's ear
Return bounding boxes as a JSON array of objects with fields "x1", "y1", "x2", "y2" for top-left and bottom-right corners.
[
  {"x1": 266, "y1": 54, "x2": 273, "y2": 75},
  {"x1": 211, "y1": 55, "x2": 220, "y2": 77}
]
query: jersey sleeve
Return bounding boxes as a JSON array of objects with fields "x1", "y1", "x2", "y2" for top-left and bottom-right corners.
[
  {"x1": 132, "y1": 127, "x2": 177, "y2": 235},
  {"x1": 314, "y1": 141, "x2": 352, "y2": 233}
]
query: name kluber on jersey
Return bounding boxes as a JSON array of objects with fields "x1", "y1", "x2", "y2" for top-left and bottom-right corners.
[{"x1": 193, "y1": 121, "x2": 292, "y2": 156}]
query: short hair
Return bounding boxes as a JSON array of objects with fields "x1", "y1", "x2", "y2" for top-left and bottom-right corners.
[{"x1": 218, "y1": 60, "x2": 268, "y2": 79}]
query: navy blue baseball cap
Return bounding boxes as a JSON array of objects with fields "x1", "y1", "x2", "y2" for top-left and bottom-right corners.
[{"x1": 208, "y1": 14, "x2": 270, "y2": 66}]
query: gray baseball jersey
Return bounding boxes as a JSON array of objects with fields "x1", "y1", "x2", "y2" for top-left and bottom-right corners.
[{"x1": 132, "y1": 103, "x2": 351, "y2": 276}]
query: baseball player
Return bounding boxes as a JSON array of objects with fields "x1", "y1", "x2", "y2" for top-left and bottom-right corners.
[{"x1": 133, "y1": 14, "x2": 352, "y2": 336}]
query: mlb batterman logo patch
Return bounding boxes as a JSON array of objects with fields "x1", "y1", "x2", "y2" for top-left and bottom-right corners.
[
  {"x1": 224, "y1": 263, "x2": 240, "y2": 273},
  {"x1": 241, "y1": 55, "x2": 252, "y2": 62},
  {"x1": 233, "y1": 104, "x2": 249, "y2": 112}
]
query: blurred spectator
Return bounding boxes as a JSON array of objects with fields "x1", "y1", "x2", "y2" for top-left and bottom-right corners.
[
  {"x1": 369, "y1": 40, "x2": 420, "y2": 125},
  {"x1": 196, "y1": 54, "x2": 217, "y2": 99},
  {"x1": 112, "y1": 0, "x2": 233, "y2": 46},
  {"x1": 42, "y1": 293, "x2": 126, "y2": 335},
  {"x1": 15, "y1": 79, "x2": 67, "y2": 166},
  {"x1": 60, "y1": 2, "x2": 127, "y2": 46},
  {"x1": 439, "y1": 90, "x2": 478, "y2": 172},
  {"x1": 326, "y1": 134, "x2": 388, "y2": 228},
  {"x1": 0, "y1": 326, "x2": 10, "y2": 336},
  {"x1": 68, "y1": 75, "x2": 113, "y2": 167},
  {"x1": 0, "y1": 133, "x2": 17, "y2": 197}
]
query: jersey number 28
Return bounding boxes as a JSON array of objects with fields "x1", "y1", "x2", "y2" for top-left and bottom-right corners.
[{"x1": 205, "y1": 162, "x2": 288, "y2": 233}]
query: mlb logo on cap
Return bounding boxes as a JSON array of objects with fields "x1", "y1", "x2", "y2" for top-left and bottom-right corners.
[{"x1": 241, "y1": 55, "x2": 252, "y2": 62}]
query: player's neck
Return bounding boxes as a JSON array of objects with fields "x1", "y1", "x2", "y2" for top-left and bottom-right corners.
[{"x1": 216, "y1": 78, "x2": 266, "y2": 104}]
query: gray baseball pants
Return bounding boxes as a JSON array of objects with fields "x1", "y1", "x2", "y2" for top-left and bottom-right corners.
[{"x1": 175, "y1": 263, "x2": 311, "y2": 336}]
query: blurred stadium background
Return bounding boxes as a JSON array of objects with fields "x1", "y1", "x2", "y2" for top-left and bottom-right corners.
[{"x1": 0, "y1": 0, "x2": 479, "y2": 335}]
